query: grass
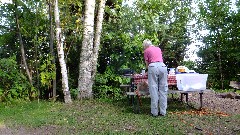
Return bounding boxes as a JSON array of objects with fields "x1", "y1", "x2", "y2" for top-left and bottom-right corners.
[
  {"x1": 213, "y1": 88, "x2": 240, "y2": 94},
  {"x1": 0, "y1": 97, "x2": 239, "y2": 135}
]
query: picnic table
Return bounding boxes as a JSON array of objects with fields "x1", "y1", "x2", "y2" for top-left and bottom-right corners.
[
  {"x1": 132, "y1": 74, "x2": 177, "y2": 86},
  {"x1": 229, "y1": 74, "x2": 240, "y2": 92},
  {"x1": 121, "y1": 73, "x2": 210, "y2": 113}
]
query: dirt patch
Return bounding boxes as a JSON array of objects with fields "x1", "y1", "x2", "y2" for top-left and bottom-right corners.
[{"x1": 0, "y1": 125, "x2": 63, "y2": 135}]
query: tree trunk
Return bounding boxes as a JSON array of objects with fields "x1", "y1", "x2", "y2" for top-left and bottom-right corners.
[
  {"x1": 218, "y1": 41, "x2": 224, "y2": 89},
  {"x1": 78, "y1": 0, "x2": 96, "y2": 99},
  {"x1": 54, "y1": 0, "x2": 72, "y2": 103},
  {"x1": 13, "y1": 0, "x2": 32, "y2": 85},
  {"x1": 34, "y1": 2, "x2": 40, "y2": 99},
  {"x1": 91, "y1": 0, "x2": 106, "y2": 85},
  {"x1": 49, "y1": 0, "x2": 57, "y2": 99}
]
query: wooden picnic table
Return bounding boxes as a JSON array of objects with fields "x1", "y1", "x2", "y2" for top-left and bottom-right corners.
[
  {"x1": 132, "y1": 74, "x2": 177, "y2": 86},
  {"x1": 121, "y1": 73, "x2": 210, "y2": 113}
]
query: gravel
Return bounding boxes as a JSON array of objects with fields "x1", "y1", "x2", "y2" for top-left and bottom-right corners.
[{"x1": 185, "y1": 90, "x2": 240, "y2": 115}]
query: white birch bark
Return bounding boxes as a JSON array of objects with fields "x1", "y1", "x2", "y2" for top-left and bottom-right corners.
[
  {"x1": 54, "y1": 0, "x2": 72, "y2": 103},
  {"x1": 78, "y1": 0, "x2": 96, "y2": 99},
  {"x1": 91, "y1": 0, "x2": 106, "y2": 85}
]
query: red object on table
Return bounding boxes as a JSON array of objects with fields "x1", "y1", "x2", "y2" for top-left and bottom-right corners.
[
  {"x1": 168, "y1": 74, "x2": 177, "y2": 86},
  {"x1": 132, "y1": 74, "x2": 177, "y2": 86}
]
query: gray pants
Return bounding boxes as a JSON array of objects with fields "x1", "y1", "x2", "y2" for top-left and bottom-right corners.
[{"x1": 148, "y1": 62, "x2": 168, "y2": 116}]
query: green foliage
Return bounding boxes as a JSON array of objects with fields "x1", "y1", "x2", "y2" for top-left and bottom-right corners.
[
  {"x1": 3, "y1": 0, "x2": 240, "y2": 100},
  {"x1": 100, "y1": 0, "x2": 193, "y2": 78},
  {"x1": 69, "y1": 88, "x2": 78, "y2": 100},
  {"x1": 0, "y1": 57, "x2": 33, "y2": 102},
  {"x1": 181, "y1": 60, "x2": 197, "y2": 71},
  {"x1": 0, "y1": 0, "x2": 84, "y2": 101},
  {"x1": 197, "y1": 0, "x2": 240, "y2": 89},
  {"x1": 39, "y1": 56, "x2": 56, "y2": 88},
  {"x1": 213, "y1": 88, "x2": 240, "y2": 95},
  {"x1": 0, "y1": 0, "x2": 53, "y2": 97},
  {"x1": 93, "y1": 67, "x2": 124, "y2": 101}
]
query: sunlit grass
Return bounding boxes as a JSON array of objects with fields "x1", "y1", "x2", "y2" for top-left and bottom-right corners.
[{"x1": 0, "y1": 97, "x2": 239, "y2": 134}]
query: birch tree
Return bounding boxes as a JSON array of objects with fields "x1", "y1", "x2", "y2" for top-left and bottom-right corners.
[
  {"x1": 78, "y1": 0, "x2": 106, "y2": 99},
  {"x1": 91, "y1": 0, "x2": 106, "y2": 84},
  {"x1": 54, "y1": 0, "x2": 72, "y2": 103}
]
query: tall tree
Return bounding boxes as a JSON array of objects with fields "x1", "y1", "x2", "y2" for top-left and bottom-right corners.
[
  {"x1": 197, "y1": 0, "x2": 239, "y2": 89},
  {"x1": 48, "y1": 0, "x2": 56, "y2": 99},
  {"x1": 54, "y1": 0, "x2": 72, "y2": 103},
  {"x1": 13, "y1": 0, "x2": 32, "y2": 85},
  {"x1": 91, "y1": 0, "x2": 106, "y2": 86},
  {"x1": 78, "y1": 0, "x2": 106, "y2": 99},
  {"x1": 78, "y1": 0, "x2": 96, "y2": 99}
]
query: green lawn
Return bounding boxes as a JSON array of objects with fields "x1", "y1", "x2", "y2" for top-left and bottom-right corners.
[{"x1": 0, "y1": 97, "x2": 239, "y2": 135}]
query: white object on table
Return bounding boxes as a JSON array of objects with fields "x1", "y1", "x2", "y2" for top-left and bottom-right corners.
[
  {"x1": 168, "y1": 68, "x2": 175, "y2": 74},
  {"x1": 141, "y1": 69, "x2": 145, "y2": 75},
  {"x1": 176, "y1": 74, "x2": 208, "y2": 91}
]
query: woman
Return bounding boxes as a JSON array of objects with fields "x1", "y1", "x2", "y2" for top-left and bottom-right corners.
[{"x1": 143, "y1": 39, "x2": 168, "y2": 117}]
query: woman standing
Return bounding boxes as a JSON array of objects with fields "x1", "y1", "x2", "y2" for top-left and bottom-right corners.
[{"x1": 143, "y1": 39, "x2": 168, "y2": 117}]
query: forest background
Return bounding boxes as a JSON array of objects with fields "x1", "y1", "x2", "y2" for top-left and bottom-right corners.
[{"x1": 0, "y1": 0, "x2": 240, "y2": 103}]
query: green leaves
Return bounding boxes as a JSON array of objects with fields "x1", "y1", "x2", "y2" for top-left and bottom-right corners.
[
  {"x1": 197, "y1": 0, "x2": 240, "y2": 89},
  {"x1": 102, "y1": 0, "x2": 193, "y2": 72},
  {"x1": 39, "y1": 56, "x2": 56, "y2": 87},
  {"x1": 0, "y1": 57, "x2": 31, "y2": 102}
]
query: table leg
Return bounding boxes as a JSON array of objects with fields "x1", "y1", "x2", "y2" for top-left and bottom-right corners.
[
  {"x1": 199, "y1": 92, "x2": 203, "y2": 109},
  {"x1": 181, "y1": 93, "x2": 188, "y2": 102},
  {"x1": 185, "y1": 93, "x2": 189, "y2": 105},
  {"x1": 129, "y1": 78, "x2": 141, "y2": 113},
  {"x1": 135, "y1": 95, "x2": 140, "y2": 113},
  {"x1": 130, "y1": 78, "x2": 134, "y2": 105},
  {"x1": 181, "y1": 93, "x2": 183, "y2": 101}
]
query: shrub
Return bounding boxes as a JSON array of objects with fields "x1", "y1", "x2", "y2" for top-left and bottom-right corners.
[
  {"x1": 0, "y1": 57, "x2": 32, "y2": 102},
  {"x1": 93, "y1": 67, "x2": 127, "y2": 101}
]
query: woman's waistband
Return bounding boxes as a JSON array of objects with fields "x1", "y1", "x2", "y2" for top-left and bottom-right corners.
[{"x1": 150, "y1": 61, "x2": 163, "y2": 64}]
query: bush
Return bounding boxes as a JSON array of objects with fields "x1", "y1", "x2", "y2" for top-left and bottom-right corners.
[
  {"x1": 0, "y1": 57, "x2": 32, "y2": 102},
  {"x1": 93, "y1": 68, "x2": 127, "y2": 101}
]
